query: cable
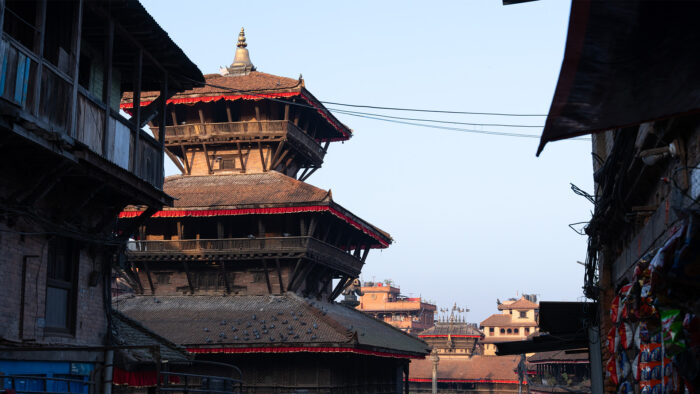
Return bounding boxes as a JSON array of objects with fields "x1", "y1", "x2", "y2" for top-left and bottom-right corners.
[
  {"x1": 328, "y1": 108, "x2": 545, "y2": 128},
  {"x1": 322, "y1": 101, "x2": 548, "y2": 117}
]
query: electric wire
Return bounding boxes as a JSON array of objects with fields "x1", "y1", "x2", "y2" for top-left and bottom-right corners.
[{"x1": 171, "y1": 75, "x2": 582, "y2": 140}]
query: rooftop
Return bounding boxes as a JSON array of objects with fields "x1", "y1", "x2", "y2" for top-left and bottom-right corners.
[
  {"x1": 498, "y1": 297, "x2": 539, "y2": 310},
  {"x1": 480, "y1": 314, "x2": 538, "y2": 328},
  {"x1": 114, "y1": 293, "x2": 429, "y2": 358},
  {"x1": 409, "y1": 355, "x2": 521, "y2": 383},
  {"x1": 418, "y1": 323, "x2": 483, "y2": 338}
]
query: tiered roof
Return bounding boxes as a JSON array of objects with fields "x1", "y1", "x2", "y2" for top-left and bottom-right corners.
[
  {"x1": 114, "y1": 293, "x2": 428, "y2": 359},
  {"x1": 120, "y1": 172, "x2": 392, "y2": 248}
]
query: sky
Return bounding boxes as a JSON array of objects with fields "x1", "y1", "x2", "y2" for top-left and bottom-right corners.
[{"x1": 142, "y1": 0, "x2": 593, "y2": 323}]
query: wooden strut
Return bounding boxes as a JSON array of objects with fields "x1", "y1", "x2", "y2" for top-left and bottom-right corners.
[
  {"x1": 180, "y1": 145, "x2": 191, "y2": 175},
  {"x1": 317, "y1": 268, "x2": 333, "y2": 299},
  {"x1": 275, "y1": 258, "x2": 285, "y2": 293},
  {"x1": 299, "y1": 167, "x2": 319, "y2": 182},
  {"x1": 271, "y1": 148, "x2": 290, "y2": 171},
  {"x1": 287, "y1": 258, "x2": 304, "y2": 290},
  {"x1": 129, "y1": 262, "x2": 145, "y2": 294},
  {"x1": 269, "y1": 141, "x2": 286, "y2": 171},
  {"x1": 202, "y1": 144, "x2": 213, "y2": 174},
  {"x1": 16, "y1": 161, "x2": 71, "y2": 205},
  {"x1": 236, "y1": 142, "x2": 246, "y2": 172},
  {"x1": 329, "y1": 275, "x2": 351, "y2": 301},
  {"x1": 165, "y1": 148, "x2": 186, "y2": 174},
  {"x1": 289, "y1": 260, "x2": 315, "y2": 292},
  {"x1": 361, "y1": 246, "x2": 371, "y2": 263},
  {"x1": 258, "y1": 141, "x2": 267, "y2": 171},
  {"x1": 262, "y1": 259, "x2": 273, "y2": 294},
  {"x1": 220, "y1": 261, "x2": 230, "y2": 294},
  {"x1": 143, "y1": 261, "x2": 155, "y2": 295},
  {"x1": 183, "y1": 261, "x2": 195, "y2": 294}
]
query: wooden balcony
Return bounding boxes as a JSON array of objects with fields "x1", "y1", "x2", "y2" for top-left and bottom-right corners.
[
  {"x1": 164, "y1": 120, "x2": 326, "y2": 164},
  {"x1": 126, "y1": 236, "x2": 364, "y2": 276},
  {"x1": 0, "y1": 35, "x2": 164, "y2": 190}
]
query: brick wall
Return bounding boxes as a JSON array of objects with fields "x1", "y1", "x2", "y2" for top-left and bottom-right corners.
[{"x1": 0, "y1": 219, "x2": 107, "y2": 346}]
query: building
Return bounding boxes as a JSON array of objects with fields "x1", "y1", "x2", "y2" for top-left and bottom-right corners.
[
  {"x1": 535, "y1": 2, "x2": 700, "y2": 392},
  {"x1": 527, "y1": 350, "x2": 590, "y2": 394},
  {"x1": 357, "y1": 282, "x2": 437, "y2": 334},
  {"x1": 0, "y1": 0, "x2": 204, "y2": 391},
  {"x1": 408, "y1": 355, "x2": 523, "y2": 393},
  {"x1": 115, "y1": 30, "x2": 429, "y2": 393},
  {"x1": 480, "y1": 296, "x2": 539, "y2": 356}
]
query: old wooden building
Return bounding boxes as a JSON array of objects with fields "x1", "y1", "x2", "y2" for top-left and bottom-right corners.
[
  {"x1": 115, "y1": 29, "x2": 429, "y2": 393},
  {"x1": 0, "y1": 0, "x2": 205, "y2": 391}
]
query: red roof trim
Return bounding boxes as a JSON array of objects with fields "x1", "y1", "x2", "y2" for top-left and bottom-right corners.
[
  {"x1": 119, "y1": 205, "x2": 389, "y2": 248},
  {"x1": 186, "y1": 346, "x2": 423, "y2": 359},
  {"x1": 418, "y1": 335, "x2": 481, "y2": 339},
  {"x1": 408, "y1": 378, "x2": 522, "y2": 384},
  {"x1": 119, "y1": 91, "x2": 351, "y2": 141}
]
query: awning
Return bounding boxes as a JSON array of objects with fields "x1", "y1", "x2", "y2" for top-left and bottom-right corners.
[{"x1": 537, "y1": 1, "x2": 700, "y2": 155}]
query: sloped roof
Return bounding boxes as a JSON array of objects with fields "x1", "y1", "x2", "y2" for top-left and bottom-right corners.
[
  {"x1": 480, "y1": 314, "x2": 538, "y2": 328},
  {"x1": 527, "y1": 349, "x2": 589, "y2": 364},
  {"x1": 419, "y1": 323, "x2": 483, "y2": 338},
  {"x1": 111, "y1": 310, "x2": 189, "y2": 365},
  {"x1": 114, "y1": 293, "x2": 429, "y2": 358},
  {"x1": 498, "y1": 297, "x2": 539, "y2": 310},
  {"x1": 410, "y1": 356, "x2": 521, "y2": 382},
  {"x1": 120, "y1": 171, "x2": 392, "y2": 247},
  {"x1": 163, "y1": 172, "x2": 331, "y2": 208}
]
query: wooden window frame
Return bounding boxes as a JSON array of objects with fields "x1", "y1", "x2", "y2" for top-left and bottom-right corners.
[{"x1": 44, "y1": 238, "x2": 79, "y2": 335}]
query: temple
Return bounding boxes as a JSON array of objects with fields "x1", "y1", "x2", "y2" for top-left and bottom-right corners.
[
  {"x1": 357, "y1": 282, "x2": 437, "y2": 334},
  {"x1": 116, "y1": 29, "x2": 428, "y2": 393}
]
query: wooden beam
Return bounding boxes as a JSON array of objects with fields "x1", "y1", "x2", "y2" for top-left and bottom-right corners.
[
  {"x1": 236, "y1": 142, "x2": 246, "y2": 172},
  {"x1": 271, "y1": 148, "x2": 290, "y2": 170},
  {"x1": 299, "y1": 218, "x2": 306, "y2": 237},
  {"x1": 198, "y1": 108, "x2": 205, "y2": 124},
  {"x1": 183, "y1": 261, "x2": 195, "y2": 294},
  {"x1": 299, "y1": 167, "x2": 319, "y2": 182},
  {"x1": 269, "y1": 141, "x2": 286, "y2": 170},
  {"x1": 103, "y1": 19, "x2": 115, "y2": 158},
  {"x1": 170, "y1": 109, "x2": 177, "y2": 126},
  {"x1": 68, "y1": 0, "x2": 83, "y2": 138},
  {"x1": 143, "y1": 261, "x2": 155, "y2": 294},
  {"x1": 322, "y1": 141, "x2": 330, "y2": 153},
  {"x1": 226, "y1": 104, "x2": 233, "y2": 122},
  {"x1": 329, "y1": 275, "x2": 351, "y2": 301},
  {"x1": 220, "y1": 261, "x2": 230, "y2": 294},
  {"x1": 158, "y1": 73, "x2": 168, "y2": 149},
  {"x1": 129, "y1": 263, "x2": 144, "y2": 294},
  {"x1": 180, "y1": 145, "x2": 191, "y2": 174},
  {"x1": 262, "y1": 259, "x2": 273, "y2": 294},
  {"x1": 17, "y1": 161, "x2": 71, "y2": 205},
  {"x1": 317, "y1": 269, "x2": 333, "y2": 298},
  {"x1": 165, "y1": 148, "x2": 186, "y2": 174},
  {"x1": 307, "y1": 216, "x2": 318, "y2": 238},
  {"x1": 287, "y1": 258, "x2": 303, "y2": 291},
  {"x1": 257, "y1": 218, "x2": 265, "y2": 237},
  {"x1": 361, "y1": 246, "x2": 371, "y2": 263},
  {"x1": 202, "y1": 144, "x2": 213, "y2": 174},
  {"x1": 353, "y1": 245, "x2": 362, "y2": 258},
  {"x1": 118, "y1": 207, "x2": 157, "y2": 241},
  {"x1": 275, "y1": 258, "x2": 285, "y2": 293},
  {"x1": 289, "y1": 260, "x2": 315, "y2": 293},
  {"x1": 258, "y1": 142, "x2": 268, "y2": 171},
  {"x1": 284, "y1": 104, "x2": 290, "y2": 121}
]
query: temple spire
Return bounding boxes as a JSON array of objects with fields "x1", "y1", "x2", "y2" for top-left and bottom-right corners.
[{"x1": 220, "y1": 28, "x2": 255, "y2": 76}]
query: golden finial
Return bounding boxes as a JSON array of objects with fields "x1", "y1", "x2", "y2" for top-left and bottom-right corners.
[{"x1": 237, "y1": 28, "x2": 247, "y2": 48}]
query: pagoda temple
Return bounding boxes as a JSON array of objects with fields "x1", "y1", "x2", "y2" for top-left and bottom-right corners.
[{"x1": 115, "y1": 29, "x2": 428, "y2": 393}]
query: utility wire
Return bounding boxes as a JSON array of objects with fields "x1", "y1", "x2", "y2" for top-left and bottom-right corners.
[
  {"x1": 322, "y1": 101, "x2": 548, "y2": 117},
  {"x1": 329, "y1": 108, "x2": 544, "y2": 128}
]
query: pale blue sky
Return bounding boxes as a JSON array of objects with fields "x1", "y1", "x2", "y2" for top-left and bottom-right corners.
[{"x1": 143, "y1": 0, "x2": 592, "y2": 323}]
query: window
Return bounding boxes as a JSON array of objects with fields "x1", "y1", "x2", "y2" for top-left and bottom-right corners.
[
  {"x1": 489, "y1": 327, "x2": 494, "y2": 335},
  {"x1": 519, "y1": 311, "x2": 527, "y2": 318},
  {"x1": 46, "y1": 238, "x2": 79, "y2": 333},
  {"x1": 525, "y1": 327, "x2": 530, "y2": 334},
  {"x1": 500, "y1": 328, "x2": 505, "y2": 334},
  {"x1": 507, "y1": 328, "x2": 512, "y2": 334},
  {"x1": 514, "y1": 328, "x2": 519, "y2": 334}
]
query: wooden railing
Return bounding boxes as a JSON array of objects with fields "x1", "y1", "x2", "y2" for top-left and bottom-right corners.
[
  {"x1": 165, "y1": 120, "x2": 325, "y2": 161},
  {"x1": 0, "y1": 35, "x2": 164, "y2": 189},
  {"x1": 127, "y1": 236, "x2": 363, "y2": 275}
]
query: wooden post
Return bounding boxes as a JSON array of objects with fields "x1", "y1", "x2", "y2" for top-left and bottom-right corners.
[
  {"x1": 262, "y1": 260, "x2": 273, "y2": 294},
  {"x1": 275, "y1": 258, "x2": 285, "y2": 293},
  {"x1": 68, "y1": 0, "x2": 84, "y2": 137},
  {"x1": 103, "y1": 19, "x2": 115, "y2": 158},
  {"x1": 226, "y1": 104, "x2": 233, "y2": 122},
  {"x1": 236, "y1": 142, "x2": 246, "y2": 172},
  {"x1": 159, "y1": 73, "x2": 167, "y2": 147},
  {"x1": 33, "y1": 0, "x2": 47, "y2": 118},
  {"x1": 132, "y1": 49, "x2": 142, "y2": 171},
  {"x1": 183, "y1": 262, "x2": 195, "y2": 294},
  {"x1": 202, "y1": 144, "x2": 213, "y2": 174},
  {"x1": 284, "y1": 104, "x2": 290, "y2": 121},
  {"x1": 180, "y1": 145, "x2": 191, "y2": 175}
]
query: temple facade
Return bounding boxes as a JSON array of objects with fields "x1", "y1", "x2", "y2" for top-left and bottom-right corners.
[
  {"x1": 357, "y1": 282, "x2": 436, "y2": 334},
  {"x1": 116, "y1": 30, "x2": 428, "y2": 393}
]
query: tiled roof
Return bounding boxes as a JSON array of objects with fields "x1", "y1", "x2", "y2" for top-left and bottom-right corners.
[
  {"x1": 410, "y1": 355, "x2": 521, "y2": 381},
  {"x1": 419, "y1": 323, "x2": 483, "y2": 337},
  {"x1": 498, "y1": 297, "x2": 539, "y2": 310},
  {"x1": 114, "y1": 293, "x2": 429, "y2": 357},
  {"x1": 111, "y1": 310, "x2": 189, "y2": 365},
  {"x1": 162, "y1": 172, "x2": 331, "y2": 209},
  {"x1": 527, "y1": 349, "x2": 589, "y2": 363},
  {"x1": 479, "y1": 314, "x2": 538, "y2": 328},
  {"x1": 126, "y1": 72, "x2": 302, "y2": 103}
]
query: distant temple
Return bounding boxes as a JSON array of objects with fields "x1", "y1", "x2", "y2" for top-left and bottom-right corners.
[
  {"x1": 357, "y1": 282, "x2": 437, "y2": 334},
  {"x1": 116, "y1": 29, "x2": 428, "y2": 393}
]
